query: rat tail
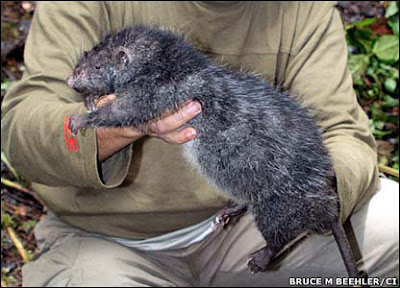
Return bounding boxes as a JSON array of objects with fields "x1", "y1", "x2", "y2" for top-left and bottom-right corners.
[{"x1": 331, "y1": 221, "x2": 359, "y2": 278}]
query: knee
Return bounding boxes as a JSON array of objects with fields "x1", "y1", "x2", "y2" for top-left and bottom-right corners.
[
  {"x1": 364, "y1": 178, "x2": 399, "y2": 242},
  {"x1": 360, "y1": 219, "x2": 399, "y2": 278},
  {"x1": 351, "y1": 178, "x2": 399, "y2": 277},
  {"x1": 23, "y1": 236, "x2": 145, "y2": 286}
]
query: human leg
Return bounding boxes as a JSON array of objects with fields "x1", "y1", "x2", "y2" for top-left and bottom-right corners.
[
  {"x1": 22, "y1": 212, "x2": 194, "y2": 287},
  {"x1": 190, "y1": 177, "x2": 399, "y2": 286}
]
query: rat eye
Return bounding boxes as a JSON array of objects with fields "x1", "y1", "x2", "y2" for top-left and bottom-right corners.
[{"x1": 95, "y1": 65, "x2": 101, "y2": 70}]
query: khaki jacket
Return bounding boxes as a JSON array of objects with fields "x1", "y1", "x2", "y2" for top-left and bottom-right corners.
[{"x1": 1, "y1": 1, "x2": 379, "y2": 239}]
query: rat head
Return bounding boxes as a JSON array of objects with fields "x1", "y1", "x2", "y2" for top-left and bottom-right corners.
[
  {"x1": 66, "y1": 47, "x2": 117, "y2": 96},
  {"x1": 66, "y1": 26, "x2": 171, "y2": 96}
]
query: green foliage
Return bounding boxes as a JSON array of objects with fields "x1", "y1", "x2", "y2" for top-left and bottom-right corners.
[
  {"x1": 385, "y1": 1, "x2": 399, "y2": 19},
  {"x1": 372, "y1": 35, "x2": 399, "y2": 62},
  {"x1": 1, "y1": 213, "x2": 16, "y2": 228},
  {"x1": 345, "y1": 1, "x2": 399, "y2": 171},
  {"x1": 348, "y1": 54, "x2": 370, "y2": 78},
  {"x1": 1, "y1": 271, "x2": 16, "y2": 287},
  {"x1": 386, "y1": 1, "x2": 399, "y2": 37},
  {"x1": 1, "y1": 78, "x2": 11, "y2": 91},
  {"x1": 22, "y1": 220, "x2": 37, "y2": 232}
]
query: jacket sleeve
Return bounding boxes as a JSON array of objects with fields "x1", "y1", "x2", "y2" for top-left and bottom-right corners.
[
  {"x1": 283, "y1": 2, "x2": 380, "y2": 222},
  {"x1": 1, "y1": 2, "x2": 133, "y2": 188}
]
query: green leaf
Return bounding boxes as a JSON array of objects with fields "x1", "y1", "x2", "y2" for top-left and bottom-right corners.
[
  {"x1": 372, "y1": 35, "x2": 399, "y2": 62},
  {"x1": 1, "y1": 213, "x2": 15, "y2": 228},
  {"x1": 354, "y1": 18, "x2": 377, "y2": 28},
  {"x1": 346, "y1": 18, "x2": 377, "y2": 31},
  {"x1": 374, "y1": 129, "x2": 393, "y2": 138},
  {"x1": 1, "y1": 79, "x2": 10, "y2": 91},
  {"x1": 388, "y1": 15, "x2": 399, "y2": 37},
  {"x1": 370, "y1": 119, "x2": 393, "y2": 138},
  {"x1": 378, "y1": 63, "x2": 399, "y2": 79},
  {"x1": 370, "y1": 103, "x2": 386, "y2": 120},
  {"x1": 22, "y1": 220, "x2": 38, "y2": 231},
  {"x1": 384, "y1": 78, "x2": 398, "y2": 93},
  {"x1": 348, "y1": 54, "x2": 369, "y2": 77},
  {"x1": 366, "y1": 82, "x2": 382, "y2": 99},
  {"x1": 382, "y1": 93, "x2": 399, "y2": 107},
  {"x1": 385, "y1": 1, "x2": 399, "y2": 18},
  {"x1": 345, "y1": 23, "x2": 355, "y2": 31},
  {"x1": 392, "y1": 152, "x2": 399, "y2": 171},
  {"x1": 354, "y1": 29, "x2": 375, "y2": 54},
  {"x1": 367, "y1": 67, "x2": 379, "y2": 82},
  {"x1": 352, "y1": 76, "x2": 365, "y2": 86}
]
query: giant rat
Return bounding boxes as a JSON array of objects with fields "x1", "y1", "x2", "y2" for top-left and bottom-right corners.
[{"x1": 67, "y1": 25, "x2": 359, "y2": 277}]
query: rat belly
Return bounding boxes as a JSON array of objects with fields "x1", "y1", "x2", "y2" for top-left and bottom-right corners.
[
  {"x1": 182, "y1": 139, "x2": 202, "y2": 173},
  {"x1": 182, "y1": 140, "x2": 223, "y2": 193}
]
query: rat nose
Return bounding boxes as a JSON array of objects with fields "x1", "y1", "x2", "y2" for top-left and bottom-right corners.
[
  {"x1": 66, "y1": 74, "x2": 76, "y2": 88},
  {"x1": 66, "y1": 75, "x2": 84, "y2": 93}
]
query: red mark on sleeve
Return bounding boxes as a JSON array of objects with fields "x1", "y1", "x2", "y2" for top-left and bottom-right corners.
[{"x1": 63, "y1": 117, "x2": 80, "y2": 152}]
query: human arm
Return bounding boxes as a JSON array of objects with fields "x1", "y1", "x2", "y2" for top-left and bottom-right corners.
[
  {"x1": 1, "y1": 2, "x2": 202, "y2": 187},
  {"x1": 283, "y1": 2, "x2": 380, "y2": 222},
  {"x1": 95, "y1": 95, "x2": 201, "y2": 162},
  {"x1": 1, "y1": 2, "x2": 115, "y2": 187}
]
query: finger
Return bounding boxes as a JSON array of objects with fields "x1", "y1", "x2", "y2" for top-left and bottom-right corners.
[
  {"x1": 160, "y1": 127, "x2": 197, "y2": 144},
  {"x1": 96, "y1": 94, "x2": 117, "y2": 108},
  {"x1": 96, "y1": 125, "x2": 144, "y2": 138},
  {"x1": 148, "y1": 101, "x2": 201, "y2": 134},
  {"x1": 117, "y1": 126, "x2": 146, "y2": 138}
]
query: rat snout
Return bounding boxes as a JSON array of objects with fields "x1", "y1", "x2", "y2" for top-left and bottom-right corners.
[
  {"x1": 66, "y1": 71, "x2": 86, "y2": 93},
  {"x1": 66, "y1": 74, "x2": 75, "y2": 88}
]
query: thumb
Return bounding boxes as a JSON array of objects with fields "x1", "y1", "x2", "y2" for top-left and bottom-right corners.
[{"x1": 97, "y1": 94, "x2": 117, "y2": 108}]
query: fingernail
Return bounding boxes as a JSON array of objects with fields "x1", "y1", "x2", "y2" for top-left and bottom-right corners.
[
  {"x1": 187, "y1": 128, "x2": 197, "y2": 138},
  {"x1": 187, "y1": 102, "x2": 201, "y2": 114}
]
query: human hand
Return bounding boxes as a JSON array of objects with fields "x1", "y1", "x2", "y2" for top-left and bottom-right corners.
[{"x1": 95, "y1": 94, "x2": 201, "y2": 162}]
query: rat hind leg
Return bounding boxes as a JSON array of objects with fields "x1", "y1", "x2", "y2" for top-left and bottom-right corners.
[
  {"x1": 247, "y1": 226, "x2": 303, "y2": 273},
  {"x1": 248, "y1": 246, "x2": 277, "y2": 274},
  {"x1": 247, "y1": 200, "x2": 312, "y2": 273}
]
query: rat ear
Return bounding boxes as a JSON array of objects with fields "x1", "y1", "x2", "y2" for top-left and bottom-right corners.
[
  {"x1": 114, "y1": 47, "x2": 131, "y2": 66},
  {"x1": 136, "y1": 36, "x2": 160, "y2": 51},
  {"x1": 135, "y1": 35, "x2": 150, "y2": 48}
]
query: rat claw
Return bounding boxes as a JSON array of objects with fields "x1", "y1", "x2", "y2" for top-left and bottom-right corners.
[
  {"x1": 247, "y1": 246, "x2": 275, "y2": 273},
  {"x1": 215, "y1": 203, "x2": 247, "y2": 229},
  {"x1": 214, "y1": 213, "x2": 229, "y2": 229},
  {"x1": 84, "y1": 95, "x2": 97, "y2": 112},
  {"x1": 90, "y1": 102, "x2": 98, "y2": 112},
  {"x1": 224, "y1": 216, "x2": 231, "y2": 225},
  {"x1": 69, "y1": 114, "x2": 84, "y2": 135}
]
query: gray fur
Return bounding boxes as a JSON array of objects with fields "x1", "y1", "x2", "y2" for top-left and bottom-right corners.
[{"x1": 67, "y1": 25, "x2": 358, "y2": 276}]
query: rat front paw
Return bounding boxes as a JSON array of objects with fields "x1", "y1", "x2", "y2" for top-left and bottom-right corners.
[
  {"x1": 248, "y1": 246, "x2": 275, "y2": 274},
  {"x1": 69, "y1": 114, "x2": 86, "y2": 135},
  {"x1": 84, "y1": 95, "x2": 98, "y2": 112}
]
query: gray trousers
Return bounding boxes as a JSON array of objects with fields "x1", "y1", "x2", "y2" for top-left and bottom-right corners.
[{"x1": 23, "y1": 178, "x2": 399, "y2": 287}]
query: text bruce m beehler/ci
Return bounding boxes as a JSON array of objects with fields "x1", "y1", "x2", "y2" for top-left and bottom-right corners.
[{"x1": 289, "y1": 277, "x2": 398, "y2": 286}]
